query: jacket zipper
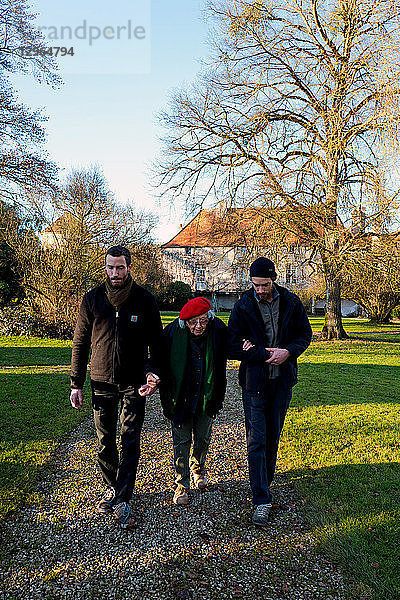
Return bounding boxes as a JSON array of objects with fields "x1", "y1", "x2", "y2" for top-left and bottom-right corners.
[
  {"x1": 267, "y1": 302, "x2": 276, "y2": 345},
  {"x1": 113, "y1": 308, "x2": 119, "y2": 383}
]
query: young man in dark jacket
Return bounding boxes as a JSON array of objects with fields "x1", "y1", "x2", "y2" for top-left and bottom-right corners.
[
  {"x1": 228, "y1": 257, "x2": 312, "y2": 526},
  {"x1": 70, "y1": 245, "x2": 163, "y2": 529},
  {"x1": 160, "y1": 297, "x2": 227, "y2": 506}
]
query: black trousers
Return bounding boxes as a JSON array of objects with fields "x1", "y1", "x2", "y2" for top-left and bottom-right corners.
[
  {"x1": 91, "y1": 381, "x2": 146, "y2": 504},
  {"x1": 242, "y1": 378, "x2": 292, "y2": 505}
]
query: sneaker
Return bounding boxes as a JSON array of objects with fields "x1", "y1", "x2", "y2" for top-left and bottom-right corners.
[
  {"x1": 252, "y1": 503, "x2": 272, "y2": 526},
  {"x1": 97, "y1": 487, "x2": 116, "y2": 514},
  {"x1": 192, "y1": 471, "x2": 208, "y2": 490},
  {"x1": 113, "y1": 502, "x2": 137, "y2": 529},
  {"x1": 173, "y1": 486, "x2": 189, "y2": 505}
]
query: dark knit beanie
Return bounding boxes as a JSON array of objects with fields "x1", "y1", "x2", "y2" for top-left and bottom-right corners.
[{"x1": 249, "y1": 257, "x2": 277, "y2": 278}]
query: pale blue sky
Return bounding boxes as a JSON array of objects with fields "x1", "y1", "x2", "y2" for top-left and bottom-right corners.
[{"x1": 14, "y1": 0, "x2": 213, "y2": 241}]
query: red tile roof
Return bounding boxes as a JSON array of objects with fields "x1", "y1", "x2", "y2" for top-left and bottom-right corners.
[
  {"x1": 41, "y1": 213, "x2": 77, "y2": 234},
  {"x1": 162, "y1": 208, "x2": 302, "y2": 248}
]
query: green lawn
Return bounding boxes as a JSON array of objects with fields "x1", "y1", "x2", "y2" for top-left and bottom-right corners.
[
  {"x1": 281, "y1": 337, "x2": 400, "y2": 600},
  {"x1": 161, "y1": 312, "x2": 400, "y2": 335},
  {"x1": 0, "y1": 337, "x2": 89, "y2": 520},
  {"x1": 0, "y1": 319, "x2": 399, "y2": 600}
]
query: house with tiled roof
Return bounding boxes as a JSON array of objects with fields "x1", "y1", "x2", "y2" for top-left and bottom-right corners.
[
  {"x1": 40, "y1": 213, "x2": 78, "y2": 250},
  {"x1": 161, "y1": 206, "x2": 317, "y2": 310}
]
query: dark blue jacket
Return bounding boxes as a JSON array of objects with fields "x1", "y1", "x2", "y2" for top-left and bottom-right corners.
[
  {"x1": 160, "y1": 317, "x2": 228, "y2": 419},
  {"x1": 228, "y1": 285, "x2": 312, "y2": 391}
]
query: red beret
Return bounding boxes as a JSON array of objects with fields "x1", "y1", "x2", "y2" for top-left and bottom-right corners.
[{"x1": 179, "y1": 297, "x2": 211, "y2": 321}]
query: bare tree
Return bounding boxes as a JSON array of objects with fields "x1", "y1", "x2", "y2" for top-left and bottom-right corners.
[
  {"x1": 158, "y1": 0, "x2": 400, "y2": 338},
  {"x1": 0, "y1": 0, "x2": 61, "y2": 201},
  {"x1": 131, "y1": 243, "x2": 173, "y2": 300},
  {"x1": 342, "y1": 232, "x2": 400, "y2": 322},
  {"x1": 2, "y1": 167, "x2": 159, "y2": 327},
  {"x1": 0, "y1": 199, "x2": 25, "y2": 304}
]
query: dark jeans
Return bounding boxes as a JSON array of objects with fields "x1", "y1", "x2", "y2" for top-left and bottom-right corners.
[
  {"x1": 91, "y1": 381, "x2": 146, "y2": 504},
  {"x1": 242, "y1": 379, "x2": 292, "y2": 505}
]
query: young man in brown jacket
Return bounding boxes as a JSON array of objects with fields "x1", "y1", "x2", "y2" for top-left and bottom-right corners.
[{"x1": 70, "y1": 245, "x2": 162, "y2": 529}]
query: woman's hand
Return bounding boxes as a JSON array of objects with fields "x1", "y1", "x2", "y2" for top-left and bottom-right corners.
[{"x1": 242, "y1": 339, "x2": 255, "y2": 351}]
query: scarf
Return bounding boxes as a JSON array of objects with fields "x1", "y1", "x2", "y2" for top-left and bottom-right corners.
[
  {"x1": 169, "y1": 323, "x2": 215, "y2": 414},
  {"x1": 105, "y1": 274, "x2": 133, "y2": 307}
]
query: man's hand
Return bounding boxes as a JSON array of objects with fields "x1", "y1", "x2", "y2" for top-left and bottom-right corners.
[
  {"x1": 70, "y1": 389, "x2": 83, "y2": 409},
  {"x1": 265, "y1": 347, "x2": 290, "y2": 366},
  {"x1": 138, "y1": 372, "x2": 160, "y2": 397}
]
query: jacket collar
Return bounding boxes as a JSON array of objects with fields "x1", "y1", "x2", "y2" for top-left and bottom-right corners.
[{"x1": 240, "y1": 284, "x2": 296, "y2": 331}]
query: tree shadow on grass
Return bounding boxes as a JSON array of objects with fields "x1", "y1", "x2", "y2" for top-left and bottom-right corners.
[
  {"x1": 0, "y1": 372, "x2": 89, "y2": 442},
  {"x1": 350, "y1": 333, "x2": 400, "y2": 344},
  {"x1": 285, "y1": 462, "x2": 400, "y2": 600},
  {"x1": 295, "y1": 363, "x2": 400, "y2": 408},
  {"x1": 0, "y1": 371, "x2": 91, "y2": 519},
  {"x1": 0, "y1": 346, "x2": 72, "y2": 367}
]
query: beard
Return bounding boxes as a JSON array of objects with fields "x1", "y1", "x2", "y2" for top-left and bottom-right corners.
[
  {"x1": 109, "y1": 273, "x2": 129, "y2": 287},
  {"x1": 257, "y1": 290, "x2": 273, "y2": 303},
  {"x1": 111, "y1": 278, "x2": 124, "y2": 287}
]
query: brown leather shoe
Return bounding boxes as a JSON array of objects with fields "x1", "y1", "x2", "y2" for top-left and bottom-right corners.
[
  {"x1": 173, "y1": 486, "x2": 189, "y2": 505},
  {"x1": 192, "y1": 472, "x2": 208, "y2": 490}
]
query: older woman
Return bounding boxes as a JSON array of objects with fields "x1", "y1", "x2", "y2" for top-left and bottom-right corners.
[{"x1": 160, "y1": 297, "x2": 227, "y2": 505}]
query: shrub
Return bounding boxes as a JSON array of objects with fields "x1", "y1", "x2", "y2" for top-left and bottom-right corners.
[
  {"x1": 0, "y1": 303, "x2": 74, "y2": 339},
  {"x1": 392, "y1": 304, "x2": 400, "y2": 320}
]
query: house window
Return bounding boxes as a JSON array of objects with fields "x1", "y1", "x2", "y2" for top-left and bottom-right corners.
[
  {"x1": 285, "y1": 264, "x2": 295, "y2": 284},
  {"x1": 185, "y1": 247, "x2": 192, "y2": 255},
  {"x1": 196, "y1": 267, "x2": 205, "y2": 282},
  {"x1": 194, "y1": 267, "x2": 206, "y2": 291}
]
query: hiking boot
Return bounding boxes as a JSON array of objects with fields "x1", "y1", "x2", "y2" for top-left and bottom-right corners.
[
  {"x1": 97, "y1": 487, "x2": 116, "y2": 514},
  {"x1": 113, "y1": 502, "x2": 137, "y2": 529},
  {"x1": 192, "y1": 471, "x2": 208, "y2": 490},
  {"x1": 173, "y1": 486, "x2": 189, "y2": 506},
  {"x1": 252, "y1": 503, "x2": 272, "y2": 526}
]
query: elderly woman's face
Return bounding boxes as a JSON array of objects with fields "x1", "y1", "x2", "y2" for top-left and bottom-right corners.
[{"x1": 186, "y1": 311, "x2": 209, "y2": 336}]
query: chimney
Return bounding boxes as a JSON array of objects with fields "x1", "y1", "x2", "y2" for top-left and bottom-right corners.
[
  {"x1": 216, "y1": 200, "x2": 227, "y2": 218},
  {"x1": 351, "y1": 208, "x2": 366, "y2": 235}
]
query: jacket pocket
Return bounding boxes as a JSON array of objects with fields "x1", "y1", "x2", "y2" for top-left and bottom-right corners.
[{"x1": 244, "y1": 364, "x2": 266, "y2": 392}]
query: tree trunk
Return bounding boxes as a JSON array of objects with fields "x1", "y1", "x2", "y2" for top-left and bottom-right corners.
[
  {"x1": 321, "y1": 161, "x2": 348, "y2": 340},
  {"x1": 322, "y1": 275, "x2": 349, "y2": 340},
  {"x1": 367, "y1": 292, "x2": 399, "y2": 324}
]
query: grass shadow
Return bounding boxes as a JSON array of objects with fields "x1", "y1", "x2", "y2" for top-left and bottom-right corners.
[
  {"x1": 285, "y1": 463, "x2": 400, "y2": 600},
  {"x1": 295, "y1": 363, "x2": 400, "y2": 408},
  {"x1": 0, "y1": 371, "x2": 90, "y2": 519},
  {"x1": 0, "y1": 346, "x2": 72, "y2": 367},
  {"x1": 350, "y1": 333, "x2": 400, "y2": 343}
]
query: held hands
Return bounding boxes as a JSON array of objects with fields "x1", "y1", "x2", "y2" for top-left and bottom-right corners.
[
  {"x1": 265, "y1": 347, "x2": 290, "y2": 366},
  {"x1": 138, "y1": 372, "x2": 160, "y2": 397},
  {"x1": 70, "y1": 389, "x2": 83, "y2": 409}
]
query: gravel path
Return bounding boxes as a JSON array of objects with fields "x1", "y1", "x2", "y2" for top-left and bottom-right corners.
[{"x1": 0, "y1": 366, "x2": 349, "y2": 600}]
